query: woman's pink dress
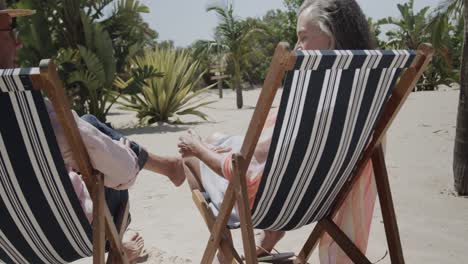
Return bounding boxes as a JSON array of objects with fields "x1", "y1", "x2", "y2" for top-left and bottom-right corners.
[{"x1": 319, "y1": 160, "x2": 377, "y2": 263}]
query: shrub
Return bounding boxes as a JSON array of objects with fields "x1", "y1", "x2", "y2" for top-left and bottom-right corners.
[{"x1": 119, "y1": 48, "x2": 215, "y2": 125}]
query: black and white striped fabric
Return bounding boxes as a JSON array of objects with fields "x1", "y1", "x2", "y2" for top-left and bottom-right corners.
[
  {"x1": 0, "y1": 68, "x2": 93, "y2": 263},
  {"x1": 250, "y1": 50, "x2": 416, "y2": 231}
]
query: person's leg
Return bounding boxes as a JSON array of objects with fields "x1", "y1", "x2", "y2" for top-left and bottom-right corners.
[
  {"x1": 104, "y1": 187, "x2": 129, "y2": 223},
  {"x1": 142, "y1": 152, "x2": 186, "y2": 186},
  {"x1": 105, "y1": 188, "x2": 145, "y2": 262},
  {"x1": 81, "y1": 115, "x2": 124, "y2": 140},
  {"x1": 104, "y1": 188, "x2": 146, "y2": 262},
  {"x1": 81, "y1": 114, "x2": 148, "y2": 170},
  {"x1": 81, "y1": 116, "x2": 146, "y2": 260},
  {"x1": 122, "y1": 230, "x2": 146, "y2": 261},
  {"x1": 80, "y1": 114, "x2": 185, "y2": 186},
  {"x1": 183, "y1": 157, "x2": 204, "y2": 191}
]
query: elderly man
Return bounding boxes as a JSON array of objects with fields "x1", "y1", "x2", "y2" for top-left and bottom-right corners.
[
  {"x1": 0, "y1": 3, "x2": 144, "y2": 261},
  {"x1": 0, "y1": 3, "x2": 188, "y2": 262}
]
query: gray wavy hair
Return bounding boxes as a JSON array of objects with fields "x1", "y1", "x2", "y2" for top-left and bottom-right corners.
[{"x1": 298, "y1": 0, "x2": 375, "y2": 49}]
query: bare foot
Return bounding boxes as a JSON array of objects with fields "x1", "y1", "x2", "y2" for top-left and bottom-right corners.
[
  {"x1": 255, "y1": 230, "x2": 286, "y2": 257},
  {"x1": 123, "y1": 231, "x2": 145, "y2": 262},
  {"x1": 166, "y1": 157, "x2": 186, "y2": 187}
]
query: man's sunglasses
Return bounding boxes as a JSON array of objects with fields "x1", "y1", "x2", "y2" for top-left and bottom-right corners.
[{"x1": 0, "y1": 18, "x2": 19, "y2": 40}]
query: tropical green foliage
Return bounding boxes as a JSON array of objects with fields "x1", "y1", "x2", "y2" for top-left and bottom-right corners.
[
  {"x1": 215, "y1": 0, "x2": 303, "y2": 87},
  {"x1": 12, "y1": 0, "x2": 157, "y2": 121},
  {"x1": 102, "y1": 0, "x2": 156, "y2": 73},
  {"x1": 207, "y1": 3, "x2": 265, "y2": 109},
  {"x1": 282, "y1": 0, "x2": 305, "y2": 45},
  {"x1": 241, "y1": 11, "x2": 290, "y2": 85},
  {"x1": 378, "y1": 0, "x2": 431, "y2": 49},
  {"x1": 202, "y1": 0, "x2": 462, "y2": 92},
  {"x1": 378, "y1": 0, "x2": 462, "y2": 90},
  {"x1": 367, "y1": 18, "x2": 386, "y2": 48},
  {"x1": 189, "y1": 39, "x2": 228, "y2": 87},
  {"x1": 5, "y1": 0, "x2": 465, "y2": 131},
  {"x1": 119, "y1": 48, "x2": 215, "y2": 125}
]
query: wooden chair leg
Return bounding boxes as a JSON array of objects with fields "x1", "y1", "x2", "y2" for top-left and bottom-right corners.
[
  {"x1": 106, "y1": 200, "x2": 130, "y2": 264},
  {"x1": 104, "y1": 205, "x2": 130, "y2": 264},
  {"x1": 222, "y1": 230, "x2": 237, "y2": 263},
  {"x1": 201, "y1": 182, "x2": 237, "y2": 263},
  {"x1": 294, "y1": 222, "x2": 325, "y2": 264},
  {"x1": 372, "y1": 145, "x2": 405, "y2": 264},
  {"x1": 321, "y1": 218, "x2": 372, "y2": 264},
  {"x1": 93, "y1": 174, "x2": 106, "y2": 264},
  {"x1": 234, "y1": 155, "x2": 258, "y2": 264},
  {"x1": 236, "y1": 190, "x2": 257, "y2": 264},
  {"x1": 192, "y1": 190, "x2": 242, "y2": 263}
]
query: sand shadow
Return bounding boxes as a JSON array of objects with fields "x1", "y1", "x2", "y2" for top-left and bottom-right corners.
[
  {"x1": 106, "y1": 112, "x2": 127, "y2": 116},
  {"x1": 204, "y1": 104, "x2": 258, "y2": 111},
  {"x1": 115, "y1": 120, "x2": 221, "y2": 136},
  {"x1": 117, "y1": 124, "x2": 188, "y2": 136}
]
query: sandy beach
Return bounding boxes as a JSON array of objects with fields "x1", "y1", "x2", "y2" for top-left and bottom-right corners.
[{"x1": 74, "y1": 86, "x2": 467, "y2": 263}]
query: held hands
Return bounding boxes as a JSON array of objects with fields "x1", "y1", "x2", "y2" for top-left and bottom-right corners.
[
  {"x1": 178, "y1": 130, "x2": 203, "y2": 158},
  {"x1": 178, "y1": 130, "x2": 232, "y2": 158}
]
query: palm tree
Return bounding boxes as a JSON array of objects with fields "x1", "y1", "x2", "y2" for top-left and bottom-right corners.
[
  {"x1": 190, "y1": 39, "x2": 229, "y2": 97},
  {"x1": 433, "y1": 0, "x2": 468, "y2": 195},
  {"x1": 377, "y1": 0, "x2": 430, "y2": 49},
  {"x1": 207, "y1": 4, "x2": 263, "y2": 109}
]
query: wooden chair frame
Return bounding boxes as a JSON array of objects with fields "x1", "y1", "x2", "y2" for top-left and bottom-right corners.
[
  {"x1": 192, "y1": 43, "x2": 434, "y2": 264},
  {"x1": 30, "y1": 60, "x2": 130, "y2": 264}
]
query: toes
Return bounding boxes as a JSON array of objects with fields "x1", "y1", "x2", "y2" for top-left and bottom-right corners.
[
  {"x1": 136, "y1": 243, "x2": 144, "y2": 251},
  {"x1": 135, "y1": 237, "x2": 144, "y2": 244},
  {"x1": 123, "y1": 231, "x2": 138, "y2": 243}
]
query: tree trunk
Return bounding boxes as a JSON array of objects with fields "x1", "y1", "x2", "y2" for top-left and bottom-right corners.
[
  {"x1": 218, "y1": 79, "x2": 223, "y2": 99},
  {"x1": 234, "y1": 60, "x2": 243, "y2": 109},
  {"x1": 454, "y1": 0, "x2": 468, "y2": 195}
]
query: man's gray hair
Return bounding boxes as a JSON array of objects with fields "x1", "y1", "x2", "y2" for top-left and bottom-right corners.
[{"x1": 297, "y1": 0, "x2": 375, "y2": 50}]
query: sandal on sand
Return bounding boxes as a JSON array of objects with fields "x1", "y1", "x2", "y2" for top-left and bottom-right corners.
[{"x1": 243, "y1": 246, "x2": 295, "y2": 263}]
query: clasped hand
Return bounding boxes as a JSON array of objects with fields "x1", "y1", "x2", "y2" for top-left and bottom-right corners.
[{"x1": 178, "y1": 130, "x2": 232, "y2": 158}]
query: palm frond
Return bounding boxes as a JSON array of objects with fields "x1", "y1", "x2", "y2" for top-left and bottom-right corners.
[
  {"x1": 434, "y1": 0, "x2": 463, "y2": 17},
  {"x1": 78, "y1": 45, "x2": 106, "y2": 85}
]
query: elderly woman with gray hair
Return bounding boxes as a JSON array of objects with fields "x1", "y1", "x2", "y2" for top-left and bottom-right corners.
[{"x1": 179, "y1": 0, "x2": 378, "y2": 262}]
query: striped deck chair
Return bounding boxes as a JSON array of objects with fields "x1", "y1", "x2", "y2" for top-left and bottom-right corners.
[
  {"x1": 0, "y1": 60, "x2": 130, "y2": 264},
  {"x1": 192, "y1": 43, "x2": 433, "y2": 264}
]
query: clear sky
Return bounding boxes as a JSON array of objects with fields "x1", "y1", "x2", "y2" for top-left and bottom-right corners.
[{"x1": 140, "y1": 0, "x2": 443, "y2": 47}]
